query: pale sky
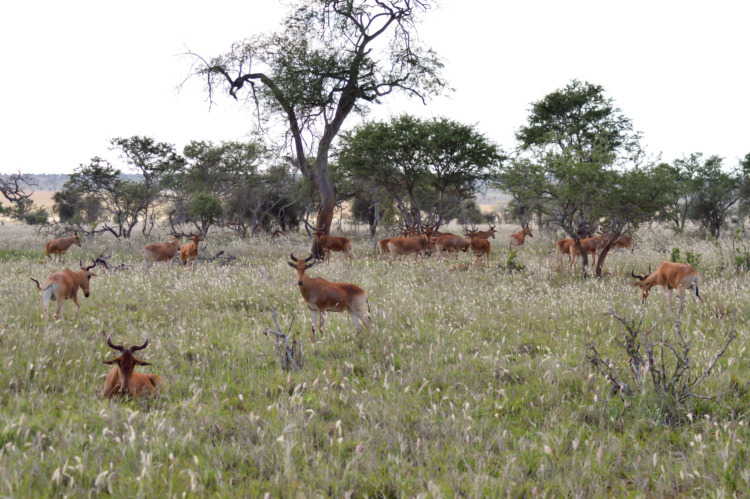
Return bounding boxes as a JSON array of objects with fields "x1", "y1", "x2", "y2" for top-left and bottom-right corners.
[{"x1": 2, "y1": 0, "x2": 748, "y2": 175}]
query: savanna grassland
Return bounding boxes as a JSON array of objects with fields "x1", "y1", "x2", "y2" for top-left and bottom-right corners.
[{"x1": 1, "y1": 222, "x2": 749, "y2": 497}]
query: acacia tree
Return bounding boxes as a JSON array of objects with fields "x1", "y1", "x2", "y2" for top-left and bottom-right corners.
[
  {"x1": 167, "y1": 140, "x2": 266, "y2": 233},
  {"x1": 57, "y1": 137, "x2": 183, "y2": 238},
  {"x1": 337, "y1": 115, "x2": 503, "y2": 230},
  {"x1": 1, "y1": 172, "x2": 36, "y2": 204},
  {"x1": 188, "y1": 0, "x2": 447, "y2": 258},
  {"x1": 686, "y1": 154, "x2": 745, "y2": 238},
  {"x1": 498, "y1": 80, "x2": 664, "y2": 277}
]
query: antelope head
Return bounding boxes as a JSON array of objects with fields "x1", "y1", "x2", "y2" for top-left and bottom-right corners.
[
  {"x1": 288, "y1": 253, "x2": 316, "y2": 286},
  {"x1": 103, "y1": 336, "x2": 151, "y2": 395}
]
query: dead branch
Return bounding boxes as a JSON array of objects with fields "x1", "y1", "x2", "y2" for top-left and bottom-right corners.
[{"x1": 262, "y1": 306, "x2": 303, "y2": 371}]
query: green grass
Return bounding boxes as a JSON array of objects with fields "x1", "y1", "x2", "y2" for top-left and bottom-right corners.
[{"x1": 0, "y1": 223, "x2": 749, "y2": 496}]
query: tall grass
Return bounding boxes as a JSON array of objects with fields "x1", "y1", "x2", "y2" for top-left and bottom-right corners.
[{"x1": 0, "y1": 223, "x2": 748, "y2": 496}]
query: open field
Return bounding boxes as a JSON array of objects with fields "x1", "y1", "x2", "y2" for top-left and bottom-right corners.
[
  {"x1": 1, "y1": 223, "x2": 749, "y2": 496},
  {"x1": 0, "y1": 190, "x2": 57, "y2": 209}
]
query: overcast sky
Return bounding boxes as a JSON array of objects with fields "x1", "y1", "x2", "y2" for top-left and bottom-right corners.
[{"x1": 2, "y1": 0, "x2": 748, "y2": 175}]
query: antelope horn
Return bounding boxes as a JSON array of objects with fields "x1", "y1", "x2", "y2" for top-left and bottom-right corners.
[
  {"x1": 84, "y1": 258, "x2": 97, "y2": 271},
  {"x1": 304, "y1": 254, "x2": 314, "y2": 262},
  {"x1": 106, "y1": 335, "x2": 124, "y2": 352},
  {"x1": 130, "y1": 338, "x2": 149, "y2": 352},
  {"x1": 289, "y1": 253, "x2": 299, "y2": 262}
]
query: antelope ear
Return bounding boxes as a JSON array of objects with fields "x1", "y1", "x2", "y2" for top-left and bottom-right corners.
[
  {"x1": 134, "y1": 358, "x2": 151, "y2": 366},
  {"x1": 103, "y1": 357, "x2": 120, "y2": 365},
  {"x1": 88, "y1": 272, "x2": 98, "y2": 277}
]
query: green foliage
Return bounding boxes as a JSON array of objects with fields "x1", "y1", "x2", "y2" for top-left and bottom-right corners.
[
  {"x1": 188, "y1": 192, "x2": 224, "y2": 226},
  {"x1": 735, "y1": 252, "x2": 750, "y2": 272},
  {"x1": 670, "y1": 247, "x2": 681, "y2": 263},
  {"x1": 498, "y1": 80, "x2": 669, "y2": 277},
  {"x1": 338, "y1": 114, "x2": 504, "y2": 226},
  {"x1": 3, "y1": 198, "x2": 47, "y2": 225},
  {"x1": 497, "y1": 249, "x2": 525, "y2": 273},
  {"x1": 682, "y1": 153, "x2": 744, "y2": 238},
  {"x1": 671, "y1": 247, "x2": 702, "y2": 267}
]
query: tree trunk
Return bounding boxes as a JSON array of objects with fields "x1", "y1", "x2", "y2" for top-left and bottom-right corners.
[
  {"x1": 311, "y1": 164, "x2": 336, "y2": 260},
  {"x1": 574, "y1": 239, "x2": 589, "y2": 279},
  {"x1": 595, "y1": 239, "x2": 615, "y2": 278}
]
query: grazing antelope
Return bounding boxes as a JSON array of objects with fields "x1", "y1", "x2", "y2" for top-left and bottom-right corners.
[
  {"x1": 466, "y1": 228, "x2": 491, "y2": 266},
  {"x1": 509, "y1": 225, "x2": 533, "y2": 251},
  {"x1": 142, "y1": 234, "x2": 181, "y2": 270},
  {"x1": 433, "y1": 234, "x2": 471, "y2": 259},
  {"x1": 612, "y1": 234, "x2": 634, "y2": 253},
  {"x1": 387, "y1": 234, "x2": 430, "y2": 262},
  {"x1": 103, "y1": 336, "x2": 165, "y2": 398},
  {"x1": 288, "y1": 253, "x2": 372, "y2": 341},
  {"x1": 424, "y1": 225, "x2": 454, "y2": 238},
  {"x1": 30, "y1": 259, "x2": 97, "y2": 324},
  {"x1": 569, "y1": 236, "x2": 603, "y2": 270},
  {"x1": 556, "y1": 238, "x2": 575, "y2": 267},
  {"x1": 179, "y1": 233, "x2": 204, "y2": 270},
  {"x1": 313, "y1": 229, "x2": 353, "y2": 262},
  {"x1": 45, "y1": 231, "x2": 81, "y2": 263},
  {"x1": 631, "y1": 262, "x2": 701, "y2": 310}
]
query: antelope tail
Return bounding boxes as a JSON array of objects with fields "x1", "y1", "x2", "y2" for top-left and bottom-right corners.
[
  {"x1": 30, "y1": 278, "x2": 52, "y2": 291},
  {"x1": 695, "y1": 283, "x2": 702, "y2": 301}
]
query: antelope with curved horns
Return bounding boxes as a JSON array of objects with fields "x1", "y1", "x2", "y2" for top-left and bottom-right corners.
[
  {"x1": 142, "y1": 234, "x2": 182, "y2": 270},
  {"x1": 313, "y1": 229, "x2": 353, "y2": 262},
  {"x1": 509, "y1": 224, "x2": 533, "y2": 251},
  {"x1": 631, "y1": 262, "x2": 701, "y2": 309},
  {"x1": 45, "y1": 231, "x2": 81, "y2": 263},
  {"x1": 30, "y1": 259, "x2": 97, "y2": 324},
  {"x1": 473, "y1": 224, "x2": 497, "y2": 240},
  {"x1": 465, "y1": 227, "x2": 491, "y2": 266},
  {"x1": 179, "y1": 232, "x2": 204, "y2": 270},
  {"x1": 102, "y1": 336, "x2": 165, "y2": 398},
  {"x1": 288, "y1": 253, "x2": 372, "y2": 341}
]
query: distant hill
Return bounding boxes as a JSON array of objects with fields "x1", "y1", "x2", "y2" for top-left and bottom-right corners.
[{"x1": 0, "y1": 173, "x2": 141, "y2": 191}]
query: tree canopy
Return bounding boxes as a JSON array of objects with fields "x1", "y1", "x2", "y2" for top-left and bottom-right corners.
[
  {"x1": 337, "y1": 114, "x2": 504, "y2": 229},
  {"x1": 188, "y1": 0, "x2": 448, "y2": 257}
]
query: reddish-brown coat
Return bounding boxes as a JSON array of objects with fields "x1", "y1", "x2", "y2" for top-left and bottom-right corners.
[{"x1": 45, "y1": 232, "x2": 81, "y2": 263}]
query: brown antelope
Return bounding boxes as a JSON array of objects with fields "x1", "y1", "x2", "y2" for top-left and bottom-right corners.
[
  {"x1": 569, "y1": 236, "x2": 603, "y2": 270},
  {"x1": 45, "y1": 231, "x2": 81, "y2": 263},
  {"x1": 631, "y1": 262, "x2": 701, "y2": 309},
  {"x1": 466, "y1": 228, "x2": 491, "y2": 266},
  {"x1": 376, "y1": 237, "x2": 395, "y2": 259},
  {"x1": 387, "y1": 234, "x2": 430, "y2": 262},
  {"x1": 179, "y1": 233, "x2": 204, "y2": 270},
  {"x1": 103, "y1": 336, "x2": 165, "y2": 398},
  {"x1": 313, "y1": 229, "x2": 353, "y2": 262},
  {"x1": 433, "y1": 234, "x2": 471, "y2": 259},
  {"x1": 142, "y1": 234, "x2": 181, "y2": 270},
  {"x1": 30, "y1": 259, "x2": 97, "y2": 324},
  {"x1": 556, "y1": 238, "x2": 575, "y2": 267},
  {"x1": 509, "y1": 225, "x2": 533, "y2": 251},
  {"x1": 612, "y1": 234, "x2": 634, "y2": 252},
  {"x1": 288, "y1": 253, "x2": 372, "y2": 341},
  {"x1": 424, "y1": 225, "x2": 454, "y2": 238},
  {"x1": 473, "y1": 224, "x2": 497, "y2": 240}
]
